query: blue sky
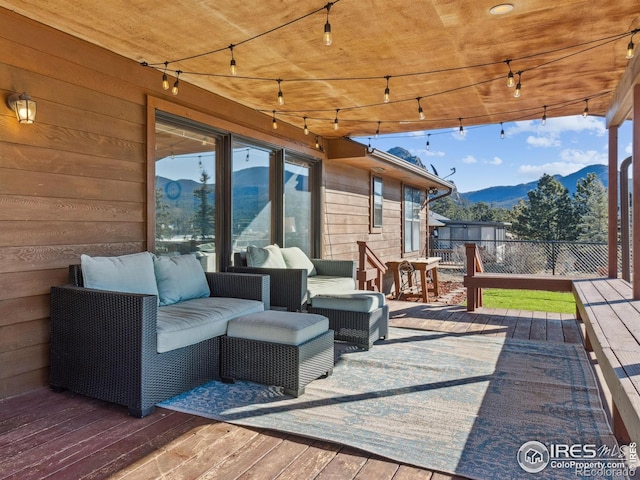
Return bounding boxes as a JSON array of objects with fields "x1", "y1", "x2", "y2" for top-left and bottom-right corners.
[{"x1": 354, "y1": 116, "x2": 633, "y2": 193}]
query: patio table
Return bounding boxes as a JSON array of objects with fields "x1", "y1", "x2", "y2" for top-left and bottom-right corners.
[{"x1": 387, "y1": 257, "x2": 440, "y2": 303}]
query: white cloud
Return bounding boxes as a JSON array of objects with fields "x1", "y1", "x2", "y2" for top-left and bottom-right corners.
[
  {"x1": 505, "y1": 115, "x2": 606, "y2": 149},
  {"x1": 486, "y1": 156, "x2": 503, "y2": 166},
  {"x1": 412, "y1": 148, "x2": 445, "y2": 158},
  {"x1": 559, "y1": 148, "x2": 607, "y2": 165},
  {"x1": 626, "y1": 142, "x2": 633, "y2": 155},
  {"x1": 462, "y1": 155, "x2": 477, "y2": 164},
  {"x1": 526, "y1": 135, "x2": 561, "y2": 148}
]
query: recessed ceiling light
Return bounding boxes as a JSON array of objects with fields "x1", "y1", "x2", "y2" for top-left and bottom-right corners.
[{"x1": 489, "y1": 3, "x2": 514, "y2": 15}]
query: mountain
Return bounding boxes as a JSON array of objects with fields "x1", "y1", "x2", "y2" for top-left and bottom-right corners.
[
  {"x1": 387, "y1": 147, "x2": 427, "y2": 170},
  {"x1": 459, "y1": 164, "x2": 608, "y2": 208}
]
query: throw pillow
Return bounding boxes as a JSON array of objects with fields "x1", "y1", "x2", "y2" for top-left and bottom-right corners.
[
  {"x1": 153, "y1": 254, "x2": 211, "y2": 306},
  {"x1": 246, "y1": 244, "x2": 287, "y2": 268},
  {"x1": 280, "y1": 247, "x2": 317, "y2": 276},
  {"x1": 80, "y1": 252, "x2": 159, "y2": 297}
]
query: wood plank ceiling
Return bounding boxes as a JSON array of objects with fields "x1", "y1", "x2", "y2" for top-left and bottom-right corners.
[{"x1": 1, "y1": 0, "x2": 638, "y2": 138}]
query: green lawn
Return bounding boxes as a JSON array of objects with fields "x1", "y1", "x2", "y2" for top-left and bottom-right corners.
[{"x1": 467, "y1": 289, "x2": 575, "y2": 314}]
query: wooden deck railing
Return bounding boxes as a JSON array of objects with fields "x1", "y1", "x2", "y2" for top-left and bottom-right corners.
[
  {"x1": 464, "y1": 242, "x2": 574, "y2": 311},
  {"x1": 357, "y1": 241, "x2": 387, "y2": 291}
]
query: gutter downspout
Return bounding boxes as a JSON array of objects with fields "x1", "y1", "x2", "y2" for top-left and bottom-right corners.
[
  {"x1": 425, "y1": 187, "x2": 454, "y2": 257},
  {"x1": 620, "y1": 155, "x2": 633, "y2": 282}
]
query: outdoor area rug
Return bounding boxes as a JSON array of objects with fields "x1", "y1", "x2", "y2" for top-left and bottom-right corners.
[{"x1": 158, "y1": 327, "x2": 622, "y2": 480}]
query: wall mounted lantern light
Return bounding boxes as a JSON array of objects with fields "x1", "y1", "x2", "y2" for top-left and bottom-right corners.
[{"x1": 6, "y1": 92, "x2": 37, "y2": 124}]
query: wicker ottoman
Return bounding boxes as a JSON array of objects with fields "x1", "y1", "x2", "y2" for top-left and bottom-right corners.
[
  {"x1": 308, "y1": 291, "x2": 389, "y2": 350},
  {"x1": 221, "y1": 311, "x2": 334, "y2": 397}
]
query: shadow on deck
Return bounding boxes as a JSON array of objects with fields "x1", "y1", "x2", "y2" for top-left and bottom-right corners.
[{"x1": 0, "y1": 302, "x2": 582, "y2": 480}]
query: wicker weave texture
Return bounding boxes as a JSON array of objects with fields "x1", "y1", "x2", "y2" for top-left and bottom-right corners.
[
  {"x1": 308, "y1": 305, "x2": 389, "y2": 350},
  {"x1": 220, "y1": 330, "x2": 334, "y2": 396},
  {"x1": 50, "y1": 265, "x2": 270, "y2": 417}
]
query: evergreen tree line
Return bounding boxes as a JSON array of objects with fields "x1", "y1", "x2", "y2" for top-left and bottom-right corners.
[{"x1": 431, "y1": 173, "x2": 608, "y2": 242}]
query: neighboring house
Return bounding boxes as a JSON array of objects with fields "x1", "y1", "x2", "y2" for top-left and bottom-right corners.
[
  {"x1": 430, "y1": 216, "x2": 510, "y2": 264},
  {"x1": 0, "y1": 9, "x2": 452, "y2": 400}
]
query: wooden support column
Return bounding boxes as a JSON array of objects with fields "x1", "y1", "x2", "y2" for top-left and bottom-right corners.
[
  {"x1": 608, "y1": 125, "x2": 619, "y2": 278},
  {"x1": 633, "y1": 84, "x2": 640, "y2": 299}
]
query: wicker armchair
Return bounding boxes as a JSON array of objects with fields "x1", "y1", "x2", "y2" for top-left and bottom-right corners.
[
  {"x1": 227, "y1": 252, "x2": 356, "y2": 312},
  {"x1": 50, "y1": 265, "x2": 269, "y2": 417}
]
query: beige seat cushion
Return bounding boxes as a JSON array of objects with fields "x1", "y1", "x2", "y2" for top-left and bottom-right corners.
[
  {"x1": 156, "y1": 297, "x2": 264, "y2": 353},
  {"x1": 227, "y1": 311, "x2": 328, "y2": 346}
]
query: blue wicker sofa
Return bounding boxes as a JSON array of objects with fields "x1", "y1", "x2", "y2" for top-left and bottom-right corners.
[
  {"x1": 49, "y1": 252, "x2": 269, "y2": 417},
  {"x1": 228, "y1": 245, "x2": 356, "y2": 312}
]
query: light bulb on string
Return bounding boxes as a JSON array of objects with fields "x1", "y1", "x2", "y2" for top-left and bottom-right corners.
[
  {"x1": 458, "y1": 118, "x2": 464, "y2": 137},
  {"x1": 375, "y1": 121, "x2": 381, "y2": 139},
  {"x1": 514, "y1": 72, "x2": 522, "y2": 98},
  {"x1": 542, "y1": 105, "x2": 547, "y2": 126},
  {"x1": 323, "y1": 3, "x2": 333, "y2": 46},
  {"x1": 162, "y1": 61, "x2": 169, "y2": 90},
  {"x1": 303, "y1": 117, "x2": 309, "y2": 135},
  {"x1": 172, "y1": 71, "x2": 181, "y2": 95},
  {"x1": 583, "y1": 98, "x2": 589, "y2": 117},
  {"x1": 277, "y1": 79, "x2": 284, "y2": 106},
  {"x1": 505, "y1": 60, "x2": 515, "y2": 88},
  {"x1": 272, "y1": 110, "x2": 278, "y2": 130},
  {"x1": 500, "y1": 122, "x2": 505, "y2": 139},
  {"x1": 229, "y1": 45, "x2": 237, "y2": 76},
  {"x1": 383, "y1": 76, "x2": 391, "y2": 103},
  {"x1": 417, "y1": 97, "x2": 425, "y2": 120},
  {"x1": 315, "y1": 135, "x2": 320, "y2": 149},
  {"x1": 333, "y1": 109, "x2": 340, "y2": 130},
  {"x1": 426, "y1": 133, "x2": 430, "y2": 151},
  {"x1": 627, "y1": 31, "x2": 636, "y2": 60}
]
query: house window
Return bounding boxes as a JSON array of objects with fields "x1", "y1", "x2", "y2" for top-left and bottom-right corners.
[
  {"x1": 151, "y1": 109, "x2": 321, "y2": 272},
  {"x1": 284, "y1": 155, "x2": 315, "y2": 256},
  {"x1": 154, "y1": 114, "x2": 219, "y2": 271},
  {"x1": 231, "y1": 139, "x2": 274, "y2": 251},
  {"x1": 404, "y1": 186, "x2": 421, "y2": 253},
  {"x1": 371, "y1": 176, "x2": 383, "y2": 230}
]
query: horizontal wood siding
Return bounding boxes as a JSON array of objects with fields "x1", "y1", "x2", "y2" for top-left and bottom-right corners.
[
  {"x1": 323, "y1": 161, "x2": 428, "y2": 291},
  {"x1": 0, "y1": 7, "x2": 314, "y2": 400},
  {"x1": 0, "y1": 8, "x2": 149, "y2": 398}
]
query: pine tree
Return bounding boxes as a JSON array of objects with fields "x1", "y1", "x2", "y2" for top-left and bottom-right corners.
[
  {"x1": 574, "y1": 173, "x2": 608, "y2": 242},
  {"x1": 511, "y1": 174, "x2": 577, "y2": 241},
  {"x1": 192, "y1": 168, "x2": 215, "y2": 241}
]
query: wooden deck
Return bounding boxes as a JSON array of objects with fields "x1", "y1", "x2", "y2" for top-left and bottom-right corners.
[{"x1": 0, "y1": 302, "x2": 583, "y2": 480}]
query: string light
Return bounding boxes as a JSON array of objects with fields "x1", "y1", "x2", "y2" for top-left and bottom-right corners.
[
  {"x1": 500, "y1": 122, "x2": 505, "y2": 139},
  {"x1": 229, "y1": 45, "x2": 237, "y2": 76},
  {"x1": 505, "y1": 60, "x2": 515, "y2": 88},
  {"x1": 333, "y1": 109, "x2": 340, "y2": 130},
  {"x1": 272, "y1": 110, "x2": 278, "y2": 129},
  {"x1": 315, "y1": 135, "x2": 320, "y2": 148},
  {"x1": 514, "y1": 72, "x2": 522, "y2": 98},
  {"x1": 162, "y1": 61, "x2": 169, "y2": 90},
  {"x1": 542, "y1": 105, "x2": 547, "y2": 125},
  {"x1": 277, "y1": 79, "x2": 284, "y2": 105},
  {"x1": 417, "y1": 97, "x2": 425, "y2": 120},
  {"x1": 583, "y1": 98, "x2": 589, "y2": 117},
  {"x1": 323, "y1": 2, "x2": 333, "y2": 46},
  {"x1": 383, "y1": 76, "x2": 391, "y2": 103},
  {"x1": 172, "y1": 71, "x2": 181, "y2": 95},
  {"x1": 627, "y1": 30, "x2": 637, "y2": 59},
  {"x1": 426, "y1": 133, "x2": 430, "y2": 150},
  {"x1": 375, "y1": 121, "x2": 380, "y2": 139},
  {"x1": 458, "y1": 118, "x2": 464, "y2": 136},
  {"x1": 303, "y1": 116, "x2": 309, "y2": 135}
]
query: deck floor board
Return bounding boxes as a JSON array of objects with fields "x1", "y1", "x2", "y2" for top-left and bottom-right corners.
[{"x1": 0, "y1": 301, "x2": 583, "y2": 480}]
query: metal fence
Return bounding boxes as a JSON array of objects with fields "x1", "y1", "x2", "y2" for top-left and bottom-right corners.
[{"x1": 431, "y1": 239, "x2": 622, "y2": 278}]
